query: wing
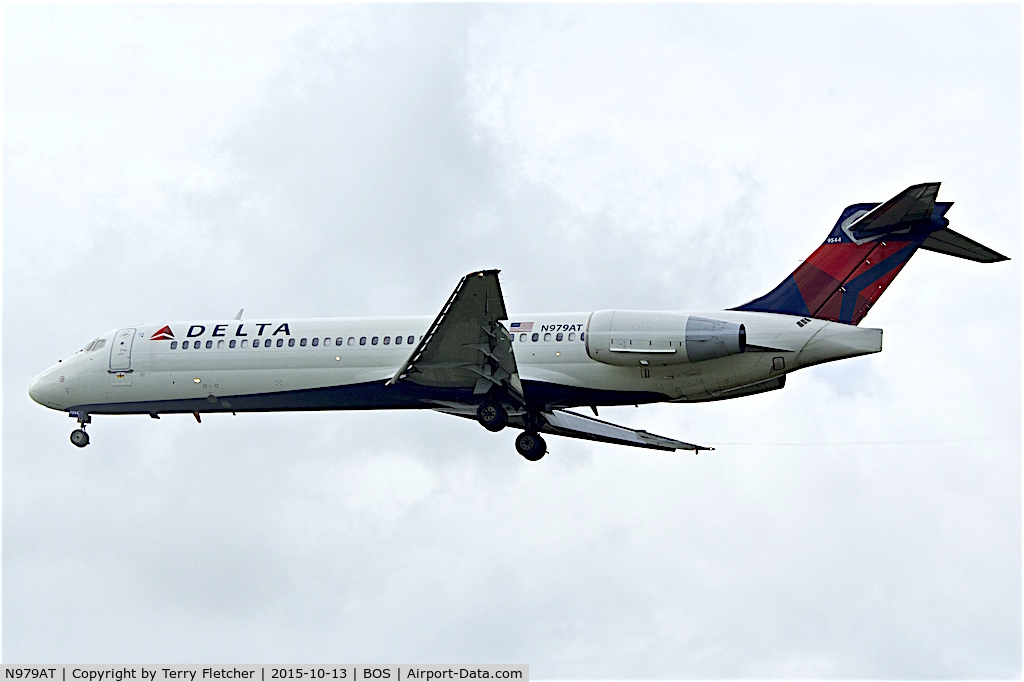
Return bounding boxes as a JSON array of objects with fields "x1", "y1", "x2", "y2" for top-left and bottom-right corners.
[
  {"x1": 402, "y1": 271, "x2": 709, "y2": 453},
  {"x1": 387, "y1": 270, "x2": 525, "y2": 404},
  {"x1": 430, "y1": 404, "x2": 711, "y2": 452},
  {"x1": 540, "y1": 409, "x2": 712, "y2": 452}
]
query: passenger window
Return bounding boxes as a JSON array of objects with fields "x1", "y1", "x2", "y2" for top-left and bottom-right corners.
[
  {"x1": 241, "y1": 339, "x2": 249, "y2": 348},
  {"x1": 383, "y1": 336, "x2": 390, "y2": 345},
  {"x1": 360, "y1": 337, "x2": 367, "y2": 346},
  {"x1": 371, "y1": 336, "x2": 379, "y2": 345},
  {"x1": 544, "y1": 333, "x2": 551, "y2": 342},
  {"x1": 532, "y1": 333, "x2": 539, "y2": 342},
  {"x1": 348, "y1": 337, "x2": 355, "y2": 346},
  {"x1": 206, "y1": 340, "x2": 213, "y2": 349},
  {"x1": 520, "y1": 333, "x2": 526, "y2": 342},
  {"x1": 407, "y1": 336, "x2": 414, "y2": 345},
  {"x1": 277, "y1": 338, "x2": 284, "y2": 347},
  {"x1": 336, "y1": 337, "x2": 343, "y2": 346},
  {"x1": 171, "y1": 341, "x2": 178, "y2": 350},
  {"x1": 324, "y1": 337, "x2": 332, "y2": 347},
  {"x1": 252, "y1": 339, "x2": 260, "y2": 348},
  {"x1": 288, "y1": 338, "x2": 296, "y2": 347},
  {"x1": 229, "y1": 340, "x2": 236, "y2": 348},
  {"x1": 300, "y1": 338, "x2": 307, "y2": 347},
  {"x1": 395, "y1": 335, "x2": 403, "y2": 345},
  {"x1": 217, "y1": 340, "x2": 225, "y2": 349},
  {"x1": 556, "y1": 332, "x2": 563, "y2": 341},
  {"x1": 195, "y1": 341, "x2": 201, "y2": 350},
  {"x1": 312, "y1": 338, "x2": 319, "y2": 347},
  {"x1": 568, "y1": 332, "x2": 575, "y2": 341},
  {"x1": 580, "y1": 332, "x2": 585, "y2": 341}
]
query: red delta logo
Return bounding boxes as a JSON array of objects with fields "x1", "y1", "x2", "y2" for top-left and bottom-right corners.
[{"x1": 150, "y1": 325, "x2": 174, "y2": 341}]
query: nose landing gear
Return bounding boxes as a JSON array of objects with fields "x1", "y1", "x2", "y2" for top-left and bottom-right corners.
[
  {"x1": 70, "y1": 429, "x2": 90, "y2": 448},
  {"x1": 69, "y1": 412, "x2": 91, "y2": 448}
]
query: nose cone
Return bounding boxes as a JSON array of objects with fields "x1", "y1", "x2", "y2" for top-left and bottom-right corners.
[{"x1": 29, "y1": 365, "x2": 68, "y2": 410}]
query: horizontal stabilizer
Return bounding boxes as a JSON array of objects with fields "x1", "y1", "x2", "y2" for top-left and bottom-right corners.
[
  {"x1": 541, "y1": 409, "x2": 711, "y2": 452},
  {"x1": 846, "y1": 182, "x2": 939, "y2": 240},
  {"x1": 920, "y1": 227, "x2": 1009, "y2": 263}
]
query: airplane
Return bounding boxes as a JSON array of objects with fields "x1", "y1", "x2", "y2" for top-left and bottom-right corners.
[{"x1": 29, "y1": 182, "x2": 1008, "y2": 460}]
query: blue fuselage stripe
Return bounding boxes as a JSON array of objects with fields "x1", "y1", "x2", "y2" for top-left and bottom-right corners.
[{"x1": 69, "y1": 380, "x2": 670, "y2": 416}]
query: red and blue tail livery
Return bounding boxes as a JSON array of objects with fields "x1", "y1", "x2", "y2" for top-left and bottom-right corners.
[
  {"x1": 734, "y1": 183, "x2": 1008, "y2": 325},
  {"x1": 29, "y1": 182, "x2": 1009, "y2": 458}
]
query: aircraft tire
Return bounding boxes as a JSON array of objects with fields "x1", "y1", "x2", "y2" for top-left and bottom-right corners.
[
  {"x1": 70, "y1": 429, "x2": 90, "y2": 448},
  {"x1": 516, "y1": 431, "x2": 546, "y2": 461},
  {"x1": 477, "y1": 402, "x2": 508, "y2": 432}
]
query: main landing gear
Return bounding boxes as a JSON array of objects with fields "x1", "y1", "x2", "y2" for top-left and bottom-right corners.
[
  {"x1": 515, "y1": 431, "x2": 547, "y2": 461},
  {"x1": 476, "y1": 401, "x2": 508, "y2": 432},
  {"x1": 69, "y1": 412, "x2": 91, "y2": 448},
  {"x1": 475, "y1": 399, "x2": 547, "y2": 461}
]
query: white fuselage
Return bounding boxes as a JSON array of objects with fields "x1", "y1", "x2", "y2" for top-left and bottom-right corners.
[{"x1": 29, "y1": 310, "x2": 882, "y2": 416}]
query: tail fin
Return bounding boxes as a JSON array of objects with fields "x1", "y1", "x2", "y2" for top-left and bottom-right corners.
[{"x1": 733, "y1": 182, "x2": 1009, "y2": 325}]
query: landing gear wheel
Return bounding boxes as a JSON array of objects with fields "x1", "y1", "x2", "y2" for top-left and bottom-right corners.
[
  {"x1": 476, "y1": 402, "x2": 508, "y2": 432},
  {"x1": 515, "y1": 431, "x2": 547, "y2": 461},
  {"x1": 70, "y1": 429, "x2": 90, "y2": 448}
]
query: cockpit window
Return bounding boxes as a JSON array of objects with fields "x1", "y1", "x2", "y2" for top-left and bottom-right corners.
[{"x1": 82, "y1": 338, "x2": 107, "y2": 353}]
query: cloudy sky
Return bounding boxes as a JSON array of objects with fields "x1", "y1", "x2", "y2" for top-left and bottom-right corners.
[{"x1": 3, "y1": 4, "x2": 1020, "y2": 676}]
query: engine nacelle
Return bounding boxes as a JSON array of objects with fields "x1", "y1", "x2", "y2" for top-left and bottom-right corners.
[{"x1": 585, "y1": 310, "x2": 746, "y2": 366}]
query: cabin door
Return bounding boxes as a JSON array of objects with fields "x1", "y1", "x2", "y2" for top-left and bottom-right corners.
[{"x1": 109, "y1": 328, "x2": 136, "y2": 372}]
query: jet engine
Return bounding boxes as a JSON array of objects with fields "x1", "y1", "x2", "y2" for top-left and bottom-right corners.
[{"x1": 585, "y1": 310, "x2": 746, "y2": 366}]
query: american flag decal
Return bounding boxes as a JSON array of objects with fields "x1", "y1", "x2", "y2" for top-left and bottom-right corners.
[{"x1": 509, "y1": 322, "x2": 533, "y2": 331}]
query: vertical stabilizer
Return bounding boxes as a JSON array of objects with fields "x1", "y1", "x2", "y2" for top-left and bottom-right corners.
[{"x1": 732, "y1": 183, "x2": 1008, "y2": 325}]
